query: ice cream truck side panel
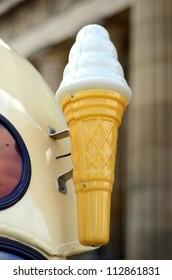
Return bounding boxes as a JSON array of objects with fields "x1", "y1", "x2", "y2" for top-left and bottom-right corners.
[{"x1": 0, "y1": 39, "x2": 93, "y2": 259}]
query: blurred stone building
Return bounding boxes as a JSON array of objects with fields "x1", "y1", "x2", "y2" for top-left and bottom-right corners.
[{"x1": 0, "y1": 0, "x2": 171, "y2": 259}]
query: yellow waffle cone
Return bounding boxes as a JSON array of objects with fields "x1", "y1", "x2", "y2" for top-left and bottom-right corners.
[{"x1": 61, "y1": 89, "x2": 126, "y2": 246}]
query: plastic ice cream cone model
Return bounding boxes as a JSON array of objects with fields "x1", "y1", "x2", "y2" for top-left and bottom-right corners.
[{"x1": 56, "y1": 24, "x2": 132, "y2": 246}]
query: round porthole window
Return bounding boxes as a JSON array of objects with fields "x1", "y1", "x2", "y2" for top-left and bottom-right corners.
[
  {"x1": 0, "y1": 237, "x2": 46, "y2": 260},
  {"x1": 0, "y1": 115, "x2": 31, "y2": 210}
]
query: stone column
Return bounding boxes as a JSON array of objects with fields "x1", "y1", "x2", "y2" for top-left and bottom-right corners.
[{"x1": 126, "y1": 0, "x2": 172, "y2": 259}]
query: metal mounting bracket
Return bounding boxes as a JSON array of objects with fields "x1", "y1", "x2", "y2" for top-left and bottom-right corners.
[
  {"x1": 48, "y1": 126, "x2": 72, "y2": 194},
  {"x1": 48, "y1": 126, "x2": 69, "y2": 140},
  {"x1": 57, "y1": 169, "x2": 73, "y2": 194},
  {"x1": 48, "y1": 125, "x2": 71, "y2": 158}
]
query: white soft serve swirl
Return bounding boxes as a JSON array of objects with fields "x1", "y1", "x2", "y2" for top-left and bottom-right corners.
[{"x1": 56, "y1": 24, "x2": 132, "y2": 104}]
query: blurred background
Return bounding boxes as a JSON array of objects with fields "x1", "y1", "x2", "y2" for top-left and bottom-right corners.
[{"x1": 0, "y1": 0, "x2": 171, "y2": 259}]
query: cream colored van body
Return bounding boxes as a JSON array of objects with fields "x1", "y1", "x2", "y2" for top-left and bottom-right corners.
[{"x1": 0, "y1": 40, "x2": 93, "y2": 259}]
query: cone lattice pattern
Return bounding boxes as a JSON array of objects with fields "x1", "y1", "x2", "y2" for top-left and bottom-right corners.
[
  {"x1": 61, "y1": 90, "x2": 126, "y2": 246},
  {"x1": 70, "y1": 118, "x2": 117, "y2": 192}
]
